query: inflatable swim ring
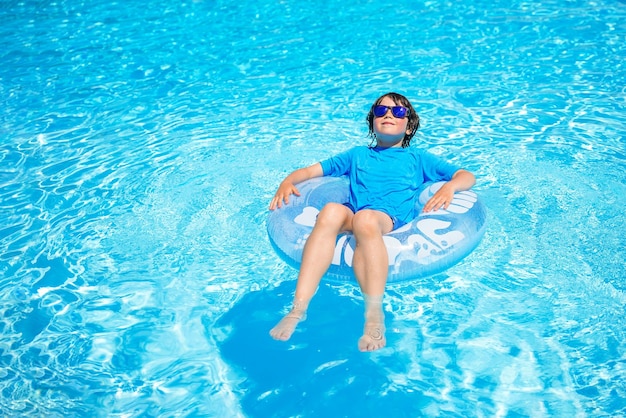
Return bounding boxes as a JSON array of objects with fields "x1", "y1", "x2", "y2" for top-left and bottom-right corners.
[{"x1": 267, "y1": 176, "x2": 487, "y2": 283}]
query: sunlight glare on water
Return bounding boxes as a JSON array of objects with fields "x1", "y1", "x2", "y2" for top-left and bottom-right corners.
[{"x1": 0, "y1": 0, "x2": 625, "y2": 416}]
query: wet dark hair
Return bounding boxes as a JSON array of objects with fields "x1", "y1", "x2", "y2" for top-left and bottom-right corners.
[{"x1": 366, "y1": 92, "x2": 420, "y2": 148}]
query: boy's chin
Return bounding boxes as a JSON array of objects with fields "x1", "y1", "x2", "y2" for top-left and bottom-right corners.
[
  {"x1": 375, "y1": 132, "x2": 404, "y2": 142},
  {"x1": 375, "y1": 134, "x2": 404, "y2": 146}
]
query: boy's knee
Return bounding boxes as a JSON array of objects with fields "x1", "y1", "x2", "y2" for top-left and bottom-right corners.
[
  {"x1": 316, "y1": 203, "x2": 349, "y2": 229},
  {"x1": 352, "y1": 210, "x2": 381, "y2": 234},
  {"x1": 319, "y1": 202, "x2": 344, "y2": 218}
]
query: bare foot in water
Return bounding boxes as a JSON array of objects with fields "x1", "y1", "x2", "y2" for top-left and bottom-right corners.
[
  {"x1": 269, "y1": 308, "x2": 306, "y2": 341},
  {"x1": 358, "y1": 300, "x2": 386, "y2": 351},
  {"x1": 358, "y1": 322, "x2": 386, "y2": 352}
]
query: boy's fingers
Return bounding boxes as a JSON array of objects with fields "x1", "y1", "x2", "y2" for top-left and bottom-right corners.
[{"x1": 269, "y1": 185, "x2": 302, "y2": 211}]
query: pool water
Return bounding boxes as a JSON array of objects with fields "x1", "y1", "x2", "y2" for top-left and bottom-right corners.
[{"x1": 1, "y1": 0, "x2": 625, "y2": 416}]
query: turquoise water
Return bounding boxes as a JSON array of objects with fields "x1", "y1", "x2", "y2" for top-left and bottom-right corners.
[{"x1": 1, "y1": 0, "x2": 625, "y2": 416}]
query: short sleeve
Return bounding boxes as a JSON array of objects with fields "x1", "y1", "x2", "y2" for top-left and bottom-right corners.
[
  {"x1": 420, "y1": 150, "x2": 460, "y2": 182},
  {"x1": 320, "y1": 148, "x2": 355, "y2": 177}
]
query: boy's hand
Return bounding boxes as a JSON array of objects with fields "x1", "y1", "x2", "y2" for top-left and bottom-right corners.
[
  {"x1": 270, "y1": 182, "x2": 301, "y2": 210},
  {"x1": 268, "y1": 163, "x2": 323, "y2": 210},
  {"x1": 422, "y1": 170, "x2": 475, "y2": 213},
  {"x1": 422, "y1": 182, "x2": 455, "y2": 213}
]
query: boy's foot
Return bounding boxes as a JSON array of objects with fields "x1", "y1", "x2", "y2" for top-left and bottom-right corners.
[
  {"x1": 269, "y1": 309, "x2": 306, "y2": 341},
  {"x1": 359, "y1": 294, "x2": 386, "y2": 351},
  {"x1": 358, "y1": 322, "x2": 386, "y2": 352}
]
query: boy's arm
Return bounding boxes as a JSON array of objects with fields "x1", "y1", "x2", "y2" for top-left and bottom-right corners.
[
  {"x1": 269, "y1": 163, "x2": 324, "y2": 210},
  {"x1": 422, "y1": 169, "x2": 476, "y2": 213}
]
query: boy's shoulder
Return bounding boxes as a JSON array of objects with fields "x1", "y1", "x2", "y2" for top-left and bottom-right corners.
[{"x1": 405, "y1": 145, "x2": 427, "y2": 153}]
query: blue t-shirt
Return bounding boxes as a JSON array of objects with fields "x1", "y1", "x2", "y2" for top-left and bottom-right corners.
[{"x1": 320, "y1": 146, "x2": 459, "y2": 224}]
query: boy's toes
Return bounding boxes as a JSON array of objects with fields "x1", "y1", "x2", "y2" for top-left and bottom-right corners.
[{"x1": 358, "y1": 324, "x2": 386, "y2": 352}]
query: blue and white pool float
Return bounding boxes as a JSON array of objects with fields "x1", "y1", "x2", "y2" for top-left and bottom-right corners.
[{"x1": 267, "y1": 176, "x2": 487, "y2": 283}]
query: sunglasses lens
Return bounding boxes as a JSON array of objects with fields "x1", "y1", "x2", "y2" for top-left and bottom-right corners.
[
  {"x1": 373, "y1": 105, "x2": 408, "y2": 118},
  {"x1": 392, "y1": 106, "x2": 408, "y2": 118},
  {"x1": 373, "y1": 105, "x2": 388, "y2": 117}
]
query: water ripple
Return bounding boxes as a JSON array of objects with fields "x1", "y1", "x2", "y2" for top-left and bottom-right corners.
[{"x1": 1, "y1": 0, "x2": 625, "y2": 416}]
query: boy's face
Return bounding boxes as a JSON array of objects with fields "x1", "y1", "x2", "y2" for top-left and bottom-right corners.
[{"x1": 373, "y1": 96, "x2": 410, "y2": 147}]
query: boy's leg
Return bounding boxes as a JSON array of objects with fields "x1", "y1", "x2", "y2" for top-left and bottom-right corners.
[
  {"x1": 350, "y1": 209, "x2": 393, "y2": 352},
  {"x1": 270, "y1": 203, "x2": 353, "y2": 341}
]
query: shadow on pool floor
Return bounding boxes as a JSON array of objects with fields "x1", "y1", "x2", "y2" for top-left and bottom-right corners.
[{"x1": 211, "y1": 281, "x2": 429, "y2": 418}]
